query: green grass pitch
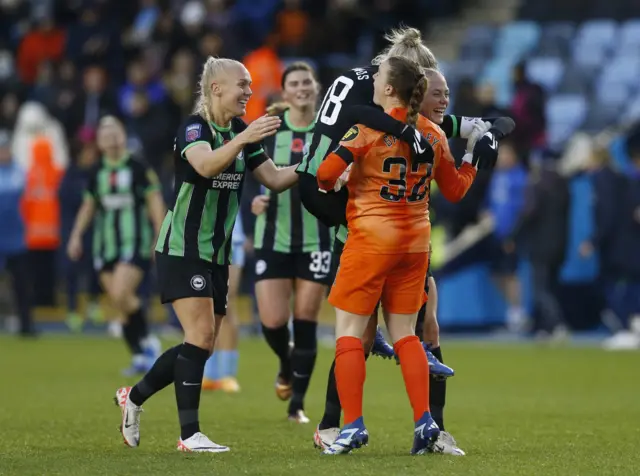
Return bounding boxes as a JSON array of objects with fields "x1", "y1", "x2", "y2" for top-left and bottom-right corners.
[{"x1": 0, "y1": 336, "x2": 638, "y2": 475}]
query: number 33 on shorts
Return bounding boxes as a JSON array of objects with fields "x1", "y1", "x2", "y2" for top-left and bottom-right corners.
[{"x1": 309, "y1": 251, "x2": 332, "y2": 279}]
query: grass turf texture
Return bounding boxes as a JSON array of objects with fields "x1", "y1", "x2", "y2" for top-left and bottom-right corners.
[{"x1": 0, "y1": 336, "x2": 638, "y2": 475}]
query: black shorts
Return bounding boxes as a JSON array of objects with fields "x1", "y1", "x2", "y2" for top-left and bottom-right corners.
[
  {"x1": 298, "y1": 172, "x2": 348, "y2": 228},
  {"x1": 94, "y1": 255, "x2": 150, "y2": 274},
  {"x1": 155, "y1": 252, "x2": 229, "y2": 316},
  {"x1": 254, "y1": 248, "x2": 333, "y2": 286}
]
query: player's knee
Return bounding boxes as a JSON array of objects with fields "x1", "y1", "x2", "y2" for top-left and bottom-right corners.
[
  {"x1": 387, "y1": 319, "x2": 415, "y2": 344},
  {"x1": 183, "y1": 313, "x2": 216, "y2": 352},
  {"x1": 109, "y1": 286, "x2": 136, "y2": 313}
]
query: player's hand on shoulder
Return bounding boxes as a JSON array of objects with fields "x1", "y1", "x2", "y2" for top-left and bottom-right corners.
[
  {"x1": 239, "y1": 115, "x2": 281, "y2": 144},
  {"x1": 251, "y1": 194, "x2": 270, "y2": 215},
  {"x1": 400, "y1": 125, "x2": 434, "y2": 165}
]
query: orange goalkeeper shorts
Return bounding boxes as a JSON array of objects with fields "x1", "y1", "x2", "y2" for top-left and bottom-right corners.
[{"x1": 329, "y1": 247, "x2": 429, "y2": 316}]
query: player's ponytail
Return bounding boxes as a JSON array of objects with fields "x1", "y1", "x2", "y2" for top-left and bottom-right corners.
[
  {"x1": 372, "y1": 25, "x2": 438, "y2": 70},
  {"x1": 407, "y1": 76, "x2": 428, "y2": 127},
  {"x1": 385, "y1": 56, "x2": 428, "y2": 127}
]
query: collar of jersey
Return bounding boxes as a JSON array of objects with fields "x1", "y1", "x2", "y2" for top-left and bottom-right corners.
[
  {"x1": 284, "y1": 110, "x2": 314, "y2": 132},
  {"x1": 209, "y1": 121, "x2": 232, "y2": 132},
  {"x1": 102, "y1": 154, "x2": 130, "y2": 169}
]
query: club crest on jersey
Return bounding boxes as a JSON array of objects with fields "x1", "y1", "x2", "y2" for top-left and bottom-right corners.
[
  {"x1": 342, "y1": 126, "x2": 359, "y2": 142},
  {"x1": 185, "y1": 123, "x2": 202, "y2": 142},
  {"x1": 223, "y1": 139, "x2": 244, "y2": 161}
]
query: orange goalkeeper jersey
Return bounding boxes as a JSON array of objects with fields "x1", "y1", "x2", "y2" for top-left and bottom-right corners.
[{"x1": 317, "y1": 107, "x2": 476, "y2": 254}]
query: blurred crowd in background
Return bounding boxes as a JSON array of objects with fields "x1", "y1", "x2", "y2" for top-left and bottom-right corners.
[{"x1": 1, "y1": 0, "x2": 639, "y2": 349}]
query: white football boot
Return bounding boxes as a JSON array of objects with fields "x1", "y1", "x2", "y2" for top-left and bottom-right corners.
[
  {"x1": 177, "y1": 432, "x2": 230, "y2": 453},
  {"x1": 114, "y1": 386, "x2": 143, "y2": 447},
  {"x1": 431, "y1": 431, "x2": 466, "y2": 456},
  {"x1": 313, "y1": 425, "x2": 340, "y2": 450}
]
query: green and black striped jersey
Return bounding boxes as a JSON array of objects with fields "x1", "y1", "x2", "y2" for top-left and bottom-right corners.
[
  {"x1": 255, "y1": 111, "x2": 334, "y2": 253},
  {"x1": 155, "y1": 114, "x2": 268, "y2": 265},
  {"x1": 84, "y1": 155, "x2": 159, "y2": 264}
]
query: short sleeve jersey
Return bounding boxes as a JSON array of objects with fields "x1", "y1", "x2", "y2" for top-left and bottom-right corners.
[
  {"x1": 155, "y1": 114, "x2": 268, "y2": 265},
  {"x1": 85, "y1": 155, "x2": 160, "y2": 264}
]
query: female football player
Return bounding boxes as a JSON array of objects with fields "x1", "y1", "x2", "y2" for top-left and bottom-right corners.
[
  {"x1": 114, "y1": 57, "x2": 300, "y2": 453},
  {"x1": 317, "y1": 56, "x2": 481, "y2": 454},
  {"x1": 67, "y1": 116, "x2": 164, "y2": 375},
  {"x1": 251, "y1": 62, "x2": 332, "y2": 423}
]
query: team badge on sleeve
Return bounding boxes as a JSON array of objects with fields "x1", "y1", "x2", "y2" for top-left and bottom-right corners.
[
  {"x1": 185, "y1": 123, "x2": 202, "y2": 142},
  {"x1": 341, "y1": 126, "x2": 359, "y2": 142}
]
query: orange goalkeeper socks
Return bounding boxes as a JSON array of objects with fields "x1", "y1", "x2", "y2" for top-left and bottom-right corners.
[
  {"x1": 334, "y1": 336, "x2": 366, "y2": 425},
  {"x1": 394, "y1": 335, "x2": 430, "y2": 422}
]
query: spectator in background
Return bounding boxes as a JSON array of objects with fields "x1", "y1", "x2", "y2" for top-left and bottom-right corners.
[
  {"x1": 67, "y1": 65, "x2": 117, "y2": 140},
  {"x1": 163, "y1": 49, "x2": 196, "y2": 119},
  {"x1": 0, "y1": 129, "x2": 34, "y2": 336},
  {"x1": 197, "y1": 31, "x2": 225, "y2": 65},
  {"x1": 476, "y1": 82, "x2": 511, "y2": 119},
  {"x1": 486, "y1": 139, "x2": 528, "y2": 332},
  {"x1": 22, "y1": 134, "x2": 63, "y2": 306},
  {"x1": 127, "y1": 0, "x2": 161, "y2": 47},
  {"x1": 599, "y1": 134, "x2": 640, "y2": 350},
  {"x1": 125, "y1": 90, "x2": 172, "y2": 171},
  {"x1": 16, "y1": 13, "x2": 65, "y2": 85},
  {"x1": 452, "y1": 78, "x2": 483, "y2": 118},
  {"x1": 31, "y1": 60, "x2": 58, "y2": 112},
  {"x1": 275, "y1": 0, "x2": 309, "y2": 56},
  {"x1": 510, "y1": 61, "x2": 546, "y2": 161},
  {"x1": 0, "y1": 92, "x2": 20, "y2": 130},
  {"x1": 59, "y1": 133, "x2": 102, "y2": 332},
  {"x1": 64, "y1": 4, "x2": 121, "y2": 73},
  {"x1": 507, "y1": 155, "x2": 569, "y2": 338},
  {"x1": 12, "y1": 101, "x2": 68, "y2": 169},
  {"x1": 118, "y1": 59, "x2": 166, "y2": 118},
  {"x1": 243, "y1": 33, "x2": 283, "y2": 123}
]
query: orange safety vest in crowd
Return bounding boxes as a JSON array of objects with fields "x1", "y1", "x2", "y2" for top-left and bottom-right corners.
[
  {"x1": 22, "y1": 136, "x2": 62, "y2": 250},
  {"x1": 243, "y1": 46, "x2": 283, "y2": 123}
]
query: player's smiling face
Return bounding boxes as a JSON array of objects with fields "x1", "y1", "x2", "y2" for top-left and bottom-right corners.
[
  {"x1": 283, "y1": 70, "x2": 318, "y2": 110},
  {"x1": 97, "y1": 121, "x2": 126, "y2": 154},
  {"x1": 215, "y1": 63, "x2": 253, "y2": 117},
  {"x1": 373, "y1": 60, "x2": 393, "y2": 107},
  {"x1": 421, "y1": 71, "x2": 449, "y2": 124}
]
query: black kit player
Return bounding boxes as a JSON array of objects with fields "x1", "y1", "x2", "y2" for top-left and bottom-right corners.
[{"x1": 296, "y1": 27, "x2": 514, "y2": 455}]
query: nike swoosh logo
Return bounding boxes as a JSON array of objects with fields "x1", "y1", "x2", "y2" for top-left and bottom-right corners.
[
  {"x1": 182, "y1": 381, "x2": 201, "y2": 386},
  {"x1": 293, "y1": 371, "x2": 309, "y2": 378},
  {"x1": 313, "y1": 274, "x2": 327, "y2": 279}
]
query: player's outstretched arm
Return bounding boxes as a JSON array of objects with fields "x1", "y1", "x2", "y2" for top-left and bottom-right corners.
[{"x1": 252, "y1": 161, "x2": 299, "y2": 193}]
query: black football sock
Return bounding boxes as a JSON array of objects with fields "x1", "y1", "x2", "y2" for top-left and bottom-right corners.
[
  {"x1": 174, "y1": 342, "x2": 209, "y2": 440},
  {"x1": 288, "y1": 319, "x2": 317, "y2": 414},
  {"x1": 129, "y1": 344, "x2": 182, "y2": 406},
  {"x1": 429, "y1": 346, "x2": 446, "y2": 431},
  {"x1": 130, "y1": 306, "x2": 149, "y2": 341},
  {"x1": 122, "y1": 318, "x2": 143, "y2": 355},
  {"x1": 262, "y1": 323, "x2": 292, "y2": 379}
]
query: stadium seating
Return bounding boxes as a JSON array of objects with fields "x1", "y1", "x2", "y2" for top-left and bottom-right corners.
[{"x1": 450, "y1": 17, "x2": 640, "y2": 149}]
